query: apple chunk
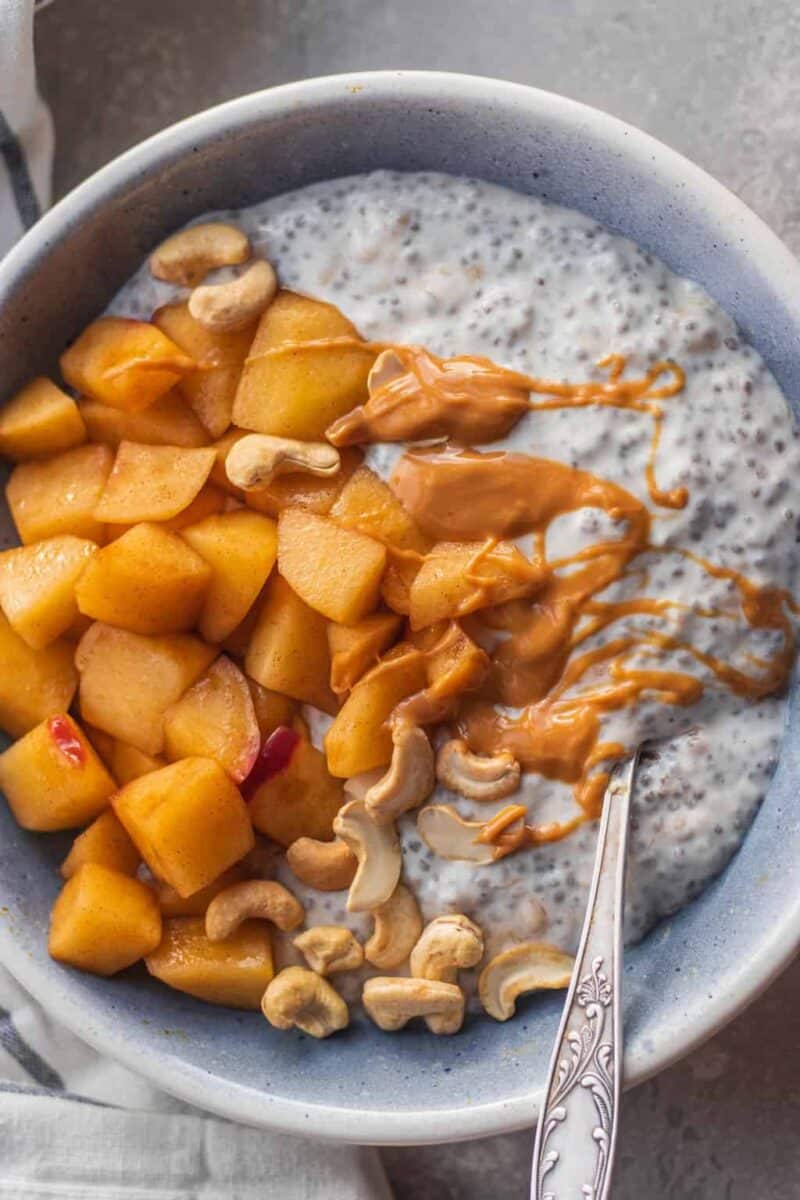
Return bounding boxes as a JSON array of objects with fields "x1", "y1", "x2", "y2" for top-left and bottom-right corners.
[
  {"x1": 247, "y1": 727, "x2": 344, "y2": 846},
  {"x1": 93, "y1": 441, "x2": 216, "y2": 525},
  {"x1": 60, "y1": 316, "x2": 195, "y2": 412},
  {"x1": 113, "y1": 756, "x2": 254, "y2": 897},
  {"x1": 79, "y1": 391, "x2": 210, "y2": 449},
  {"x1": 181, "y1": 509, "x2": 277, "y2": 643},
  {"x1": 277, "y1": 507, "x2": 386, "y2": 624},
  {"x1": 0, "y1": 535, "x2": 97, "y2": 649},
  {"x1": 0, "y1": 377, "x2": 86, "y2": 461},
  {"x1": 75, "y1": 522, "x2": 211, "y2": 635},
  {"x1": 245, "y1": 573, "x2": 335, "y2": 712},
  {"x1": 49, "y1": 863, "x2": 162, "y2": 976},
  {"x1": 164, "y1": 656, "x2": 260, "y2": 782},
  {"x1": 0, "y1": 612, "x2": 78, "y2": 738},
  {"x1": 6, "y1": 443, "x2": 113, "y2": 544},
  {"x1": 60, "y1": 810, "x2": 141, "y2": 879},
  {"x1": 75, "y1": 623, "x2": 216, "y2": 755},
  {"x1": 146, "y1": 916, "x2": 273, "y2": 1009},
  {"x1": 0, "y1": 713, "x2": 116, "y2": 831}
]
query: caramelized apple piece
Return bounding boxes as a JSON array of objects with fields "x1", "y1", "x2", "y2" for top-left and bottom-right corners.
[
  {"x1": 6, "y1": 444, "x2": 113, "y2": 544},
  {"x1": 93, "y1": 442, "x2": 216, "y2": 524},
  {"x1": 328, "y1": 611, "x2": 402, "y2": 694},
  {"x1": 408, "y1": 539, "x2": 543, "y2": 629},
  {"x1": 164, "y1": 656, "x2": 260, "y2": 783},
  {"x1": 79, "y1": 390, "x2": 210, "y2": 448},
  {"x1": 75, "y1": 623, "x2": 216, "y2": 755},
  {"x1": 60, "y1": 316, "x2": 194, "y2": 412},
  {"x1": 60, "y1": 810, "x2": 140, "y2": 879},
  {"x1": 0, "y1": 713, "x2": 115, "y2": 831},
  {"x1": 146, "y1": 916, "x2": 273, "y2": 1009},
  {"x1": 0, "y1": 377, "x2": 86, "y2": 461},
  {"x1": 0, "y1": 612, "x2": 78, "y2": 738},
  {"x1": 277, "y1": 507, "x2": 386, "y2": 624},
  {"x1": 181, "y1": 509, "x2": 277, "y2": 643},
  {"x1": 233, "y1": 290, "x2": 375, "y2": 440},
  {"x1": 49, "y1": 863, "x2": 162, "y2": 976},
  {"x1": 113, "y1": 756, "x2": 254, "y2": 897},
  {"x1": 324, "y1": 644, "x2": 427, "y2": 777},
  {"x1": 248, "y1": 728, "x2": 344, "y2": 846},
  {"x1": 245, "y1": 573, "x2": 335, "y2": 712},
  {"x1": 0, "y1": 535, "x2": 97, "y2": 649}
]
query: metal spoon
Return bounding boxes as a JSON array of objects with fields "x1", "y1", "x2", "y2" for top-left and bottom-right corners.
[{"x1": 530, "y1": 751, "x2": 640, "y2": 1200}]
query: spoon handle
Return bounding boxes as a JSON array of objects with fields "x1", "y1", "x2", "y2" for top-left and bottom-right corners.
[{"x1": 530, "y1": 752, "x2": 639, "y2": 1200}]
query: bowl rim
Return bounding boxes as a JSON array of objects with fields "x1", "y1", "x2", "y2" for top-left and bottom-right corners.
[{"x1": 2, "y1": 68, "x2": 800, "y2": 1144}]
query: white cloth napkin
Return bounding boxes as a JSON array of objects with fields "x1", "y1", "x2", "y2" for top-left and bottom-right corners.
[{"x1": 0, "y1": 4, "x2": 392, "y2": 1195}]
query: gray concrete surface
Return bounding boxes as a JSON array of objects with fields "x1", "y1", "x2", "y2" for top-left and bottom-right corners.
[{"x1": 33, "y1": 2, "x2": 800, "y2": 1196}]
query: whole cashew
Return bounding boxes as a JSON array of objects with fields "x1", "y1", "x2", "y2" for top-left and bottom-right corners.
[
  {"x1": 333, "y1": 800, "x2": 402, "y2": 913},
  {"x1": 364, "y1": 884, "x2": 423, "y2": 969},
  {"x1": 262, "y1": 966, "x2": 349, "y2": 1038},
  {"x1": 149, "y1": 222, "x2": 250, "y2": 286},
  {"x1": 226, "y1": 433, "x2": 341, "y2": 491},
  {"x1": 285, "y1": 837, "x2": 357, "y2": 892},
  {"x1": 436, "y1": 739, "x2": 521, "y2": 802},
  {"x1": 189, "y1": 259, "x2": 277, "y2": 332},
  {"x1": 364, "y1": 724, "x2": 435, "y2": 825},
  {"x1": 294, "y1": 925, "x2": 364, "y2": 975},
  {"x1": 362, "y1": 977, "x2": 465, "y2": 1035},
  {"x1": 478, "y1": 942, "x2": 574, "y2": 1021},
  {"x1": 205, "y1": 880, "x2": 304, "y2": 941},
  {"x1": 410, "y1": 914, "x2": 484, "y2": 984},
  {"x1": 416, "y1": 805, "x2": 499, "y2": 864}
]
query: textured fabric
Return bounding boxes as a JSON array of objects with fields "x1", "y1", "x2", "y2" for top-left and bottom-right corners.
[{"x1": 0, "y1": 4, "x2": 392, "y2": 1194}]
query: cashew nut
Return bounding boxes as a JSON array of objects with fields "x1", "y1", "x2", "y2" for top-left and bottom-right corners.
[
  {"x1": 416, "y1": 805, "x2": 498, "y2": 864},
  {"x1": 149, "y1": 222, "x2": 251, "y2": 286},
  {"x1": 436, "y1": 739, "x2": 521, "y2": 802},
  {"x1": 332, "y1": 799, "x2": 402, "y2": 913},
  {"x1": 362, "y1": 977, "x2": 465, "y2": 1035},
  {"x1": 410, "y1": 914, "x2": 484, "y2": 983},
  {"x1": 262, "y1": 966, "x2": 349, "y2": 1038},
  {"x1": 364, "y1": 883, "x2": 423, "y2": 969},
  {"x1": 189, "y1": 259, "x2": 277, "y2": 332},
  {"x1": 365, "y1": 724, "x2": 435, "y2": 825},
  {"x1": 225, "y1": 433, "x2": 340, "y2": 491},
  {"x1": 285, "y1": 837, "x2": 357, "y2": 892},
  {"x1": 478, "y1": 942, "x2": 575, "y2": 1021},
  {"x1": 294, "y1": 925, "x2": 364, "y2": 975},
  {"x1": 205, "y1": 880, "x2": 304, "y2": 941},
  {"x1": 343, "y1": 769, "x2": 384, "y2": 801}
]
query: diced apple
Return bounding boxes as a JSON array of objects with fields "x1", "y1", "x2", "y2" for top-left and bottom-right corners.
[
  {"x1": 84, "y1": 723, "x2": 117, "y2": 770},
  {"x1": 6, "y1": 444, "x2": 113, "y2": 544},
  {"x1": 163, "y1": 657, "x2": 259, "y2": 782},
  {"x1": 104, "y1": 483, "x2": 227, "y2": 541},
  {"x1": 75, "y1": 522, "x2": 211, "y2": 634},
  {"x1": 153, "y1": 865, "x2": 246, "y2": 918},
  {"x1": 0, "y1": 612, "x2": 78, "y2": 738},
  {"x1": 0, "y1": 536, "x2": 97, "y2": 649},
  {"x1": 328, "y1": 611, "x2": 402, "y2": 694},
  {"x1": 93, "y1": 442, "x2": 216, "y2": 525},
  {"x1": 399, "y1": 621, "x2": 490, "y2": 723},
  {"x1": 244, "y1": 682, "x2": 295, "y2": 739},
  {"x1": 0, "y1": 377, "x2": 86, "y2": 461},
  {"x1": 60, "y1": 316, "x2": 195, "y2": 412},
  {"x1": 49, "y1": 863, "x2": 162, "y2": 976},
  {"x1": 247, "y1": 727, "x2": 344, "y2": 845},
  {"x1": 181, "y1": 509, "x2": 277, "y2": 643},
  {"x1": 277, "y1": 508, "x2": 386, "y2": 624},
  {"x1": 408, "y1": 539, "x2": 544, "y2": 630},
  {"x1": 330, "y1": 465, "x2": 430, "y2": 552},
  {"x1": 145, "y1": 916, "x2": 273, "y2": 1009},
  {"x1": 232, "y1": 290, "x2": 375, "y2": 439},
  {"x1": 75, "y1": 623, "x2": 216, "y2": 755},
  {"x1": 79, "y1": 390, "x2": 210, "y2": 448},
  {"x1": 60, "y1": 810, "x2": 140, "y2": 879},
  {"x1": 245, "y1": 573, "x2": 335, "y2": 712},
  {"x1": 243, "y1": 446, "x2": 362, "y2": 518},
  {"x1": 110, "y1": 741, "x2": 165, "y2": 786},
  {"x1": 0, "y1": 713, "x2": 115, "y2": 831},
  {"x1": 324, "y1": 644, "x2": 427, "y2": 777},
  {"x1": 153, "y1": 301, "x2": 257, "y2": 438},
  {"x1": 113, "y1": 756, "x2": 254, "y2": 897}
]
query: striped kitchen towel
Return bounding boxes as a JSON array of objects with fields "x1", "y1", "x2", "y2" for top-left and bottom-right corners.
[{"x1": 0, "y1": 3, "x2": 393, "y2": 1195}]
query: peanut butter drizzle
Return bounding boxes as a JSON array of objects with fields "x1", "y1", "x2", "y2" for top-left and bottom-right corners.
[{"x1": 260, "y1": 331, "x2": 795, "y2": 847}]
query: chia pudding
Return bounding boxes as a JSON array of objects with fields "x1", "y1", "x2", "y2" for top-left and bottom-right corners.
[{"x1": 107, "y1": 169, "x2": 800, "y2": 1013}]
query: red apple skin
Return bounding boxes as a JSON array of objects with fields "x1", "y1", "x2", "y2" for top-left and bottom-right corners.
[
  {"x1": 47, "y1": 715, "x2": 87, "y2": 767},
  {"x1": 242, "y1": 725, "x2": 300, "y2": 798}
]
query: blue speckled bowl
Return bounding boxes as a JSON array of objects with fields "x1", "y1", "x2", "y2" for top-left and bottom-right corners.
[{"x1": 1, "y1": 72, "x2": 799, "y2": 1145}]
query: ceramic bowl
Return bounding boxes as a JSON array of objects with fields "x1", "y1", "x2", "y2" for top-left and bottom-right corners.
[{"x1": 1, "y1": 71, "x2": 799, "y2": 1145}]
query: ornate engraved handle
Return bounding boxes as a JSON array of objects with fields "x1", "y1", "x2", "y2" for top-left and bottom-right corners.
[{"x1": 531, "y1": 753, "x2": 639, "y2": 1200}]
